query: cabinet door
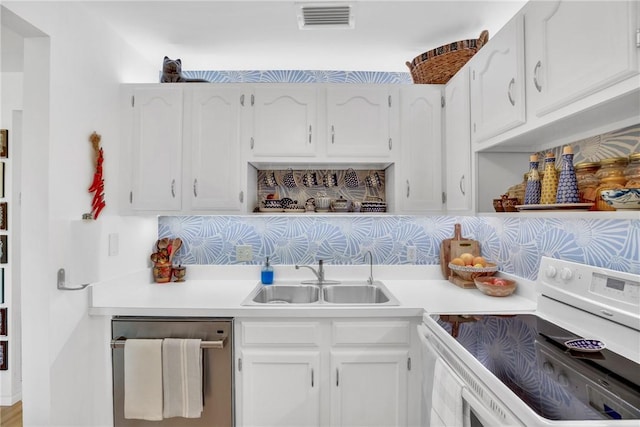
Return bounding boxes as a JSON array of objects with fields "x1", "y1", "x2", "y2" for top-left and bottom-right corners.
[
  {"x1": 398, "y1": 86, "x2": 443, "y2": 213},
  {"x1": 187, "y1": 86, "x2": 243, "y2": 211},
  {"x1": 130, "y1": 87, "x2": 182, "y2": 211},
  {"x1": 526, "y1": 1, "x2": 639, "y2": 117},
  {"x1": 326, "y1": 86, "x2": 392, "y2": 158},
  {"x1": 240, "y1": 350, "x2": 321, "y2": 427},
  {"x1": 249, "y1": 86, "x2": 317, "y2": 157},
  {"x1": 470, "y1": 14, "x2": 525, "y2": 144},
  {"x1": 444, "y1": 68, "x2": 472, "y2": 213},
  {"x1": 330, "y1": 350, "x2": 409, "y2": 427}
]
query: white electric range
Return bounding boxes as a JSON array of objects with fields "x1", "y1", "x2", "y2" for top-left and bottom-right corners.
[{"x1": 419, "y1": 256, "x2": 640, "y2": 426}]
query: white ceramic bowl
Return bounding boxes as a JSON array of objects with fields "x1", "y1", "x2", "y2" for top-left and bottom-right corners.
[{"x1": 601, "y1": 188, "x2": 640, "y2": 210}]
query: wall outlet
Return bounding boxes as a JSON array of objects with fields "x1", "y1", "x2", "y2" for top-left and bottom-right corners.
[
  {"x1": 406, "y1": 246, "x2": 417, "y2": 263},
  {"x1": 236, "y1": 245, "x2": 253, "y2": 262}
]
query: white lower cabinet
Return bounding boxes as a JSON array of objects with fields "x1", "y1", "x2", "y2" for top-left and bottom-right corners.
[
  {"x1": 236, "y1": 318, "x2": 417, "y2": 427},
  {"x1": 240, "y1": 350, "x2": 321, "y2": 427},
  {"x1": 330, "y1": 350, "x2": 409, "y2": 427}
]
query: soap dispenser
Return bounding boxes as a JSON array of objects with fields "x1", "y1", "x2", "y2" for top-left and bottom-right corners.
[{"x1": 261, "y1": 257, "x2": 274, "y2": 285}]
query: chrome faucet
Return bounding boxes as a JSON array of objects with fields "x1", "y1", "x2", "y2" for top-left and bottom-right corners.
[
  {"x1": 363, "y1": 251, "x2": 374, "y2": 284},
  {"x1": 295, "y1": 259, "x2": 325, "y2": 284}
]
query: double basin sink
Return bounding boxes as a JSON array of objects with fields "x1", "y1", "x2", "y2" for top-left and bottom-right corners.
[{"x1": 241, "y1": 280, "x2": 399, "y2": 306}]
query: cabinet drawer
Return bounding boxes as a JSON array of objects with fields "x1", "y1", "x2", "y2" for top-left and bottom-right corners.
[
  {"x1": 241, "y1": 322, "x2": 321, "y2": 346},
  {"x1": 332, "y1": 321, "x2": 410, "y2": 346}
]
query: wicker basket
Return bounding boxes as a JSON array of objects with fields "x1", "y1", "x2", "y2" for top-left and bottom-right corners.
[{"x1": 406, "y1": 30, "x2": 489, "y2": 84}]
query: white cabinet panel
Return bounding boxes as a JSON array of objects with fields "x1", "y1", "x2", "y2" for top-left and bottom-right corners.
[
  {"x1": 397, "y1": 85, "x2": 443, "y2": 213},
  {"x1": 444, "y1": 68, "x2": 472, "y2": 213},
  {"x1": 130, "y1": 87, "x2": 183, "y2": 211},
  {"x1": 470, "y1": 14, "x2": 526, "y2": 144},
  {"x1": 330, "y1": 350, "x2": 409, "y2": 427},
  {"x1": 326, "y1": 86, "x2": 393, "y2": 158},
  {"x1": 249, "y1": 86, "x2": 317, "y2": 157},
  {"x1": 526, "y1": 0, "x2": 639, "y2": 117},
  {"x1": 187, "y1": 86, "x2": 243, "y2": 211},
  {"x1": 240, "y1": 350, "x2": 321, "y2": 427}
]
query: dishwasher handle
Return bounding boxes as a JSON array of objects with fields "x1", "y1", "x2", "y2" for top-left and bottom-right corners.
[{"x1": 110, "y1": 337, "x2": 226, "y2": 349}]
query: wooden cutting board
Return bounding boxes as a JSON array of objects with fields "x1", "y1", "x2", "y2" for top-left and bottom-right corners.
[
  {"x1": 449, "y1": 239, "x2": 480, "y2": 261},
  {"x1": 440, "y1": 223, "x2": 465, "y2": 279}
]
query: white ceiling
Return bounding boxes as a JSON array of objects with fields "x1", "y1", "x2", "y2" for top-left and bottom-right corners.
[
  {"x1": 77, "y1": 0, "x2": 527, "y2": 73},
  {"x1": 2, "y1": 1, "x2": 527, "y2": 73}
]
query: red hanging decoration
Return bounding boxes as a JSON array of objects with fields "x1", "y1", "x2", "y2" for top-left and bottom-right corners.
[{"x1": 88, "y1": 132, "x2": 106, "y2": 219}]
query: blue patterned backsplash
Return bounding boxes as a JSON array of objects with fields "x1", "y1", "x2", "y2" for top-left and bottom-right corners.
[
  {"x1": 158, "y1": 215, "x2": 639, "y2": 279},
  {"x1": 181, "y1": 70, "x2": 412, "y2": 84}
]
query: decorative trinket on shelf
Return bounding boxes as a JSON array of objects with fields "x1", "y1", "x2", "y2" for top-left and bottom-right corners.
[
  {"x1": 86, "y1": 132, "x2": 106, "y2": 219},
  {"x1": 540, "y1": 151, "x2": 558, "y2": 204},
  {"x1": 556, "y1": 145, "x2": 580, "y2": 203},
  {"x1": 150, "y1": 237, "x2": 183, "y2": 283},
  {"x1": 524, "y1": 154, "x2": 541, "y2": 204}
]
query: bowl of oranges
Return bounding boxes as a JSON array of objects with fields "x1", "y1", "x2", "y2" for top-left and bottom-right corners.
[{"x1": 448, "y1": 253, "x2": 498, "y2": 281}]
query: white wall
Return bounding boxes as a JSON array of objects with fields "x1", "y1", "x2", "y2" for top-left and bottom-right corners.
[{"x1": 3, "y1": 1, "x2": 157, "y2": 425}]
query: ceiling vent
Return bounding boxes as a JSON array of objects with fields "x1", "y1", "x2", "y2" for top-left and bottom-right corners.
[{"x1": 297, "y1": 3, "x2": 354, "y2": 29}]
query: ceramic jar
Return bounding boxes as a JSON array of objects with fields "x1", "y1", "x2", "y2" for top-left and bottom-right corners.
[
  {"x1": 524, "y1": 154, "x2": 541, "y2": 205},
  {"x1": 540, "y1": 152, "x2": 559, "y2": 204},
  {"x1": 594, "y1": 157, "x2": 628, "y2": 211},
  {"x1": 315, "y1": 195, "x2": 331, "y2": 211},
  {"x1": 153, "y1": 262, "x2": 172, "y2": 283},
  {"x1": 624, "y1": 152, "x2": 640, "y2": 188},
  {"x1": 556, "y1": 146, "x2": 580, "y2": 204},
  {"x1": 575, "y1": 162, "x2": 600, "y2": 205}
]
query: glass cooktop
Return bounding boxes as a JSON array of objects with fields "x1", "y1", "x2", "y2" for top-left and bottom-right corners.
[{"x1": 436, "y1": 314, "x2": 640, "y2": 421}]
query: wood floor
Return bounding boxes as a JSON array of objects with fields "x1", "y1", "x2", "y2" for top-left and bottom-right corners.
[{"x1": 0, "y1": 401, "x2": 22, "y2": 427}]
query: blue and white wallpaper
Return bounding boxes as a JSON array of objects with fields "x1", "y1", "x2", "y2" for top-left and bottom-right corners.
[
  {"x1": 181, "y1": 70, "x2": 412, "y2": 84},
  {"x1": 159, "y1": 215, "x2": 639, "y2": 280}
]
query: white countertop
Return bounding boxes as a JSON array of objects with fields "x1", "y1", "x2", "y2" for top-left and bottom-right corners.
[{"x1": 89, "y1": 265, "x2": 537, "y2": 318}]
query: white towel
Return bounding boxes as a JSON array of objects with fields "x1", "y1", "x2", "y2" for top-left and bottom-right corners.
[
  {"x1": 162, "y1": 338, "x2": 203, "y2": 419},
  {"x1": 418, "y1": 332, "x2": 439, "y2": 427},
  {"x1": 124, "y1": 339, "x2": 163, "y2": 420},
  {"x1": 430, "y1": 358, "x2": 465, "y2": 427}
]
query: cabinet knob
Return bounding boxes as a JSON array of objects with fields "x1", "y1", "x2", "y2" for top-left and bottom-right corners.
[
  {"x1": 171, "y1": 179, "x2": 176, "y2": 198},
  {"x1": 308, "y1": 125, "x2": 312, "y2": 144},
  {"x1": 193, "y1": 179, "x2": 198, "y2": 197},
  {"x1": 459, "y1": 175, "x2": 466, "y2": 195},
  {"x1": 250, "y1": 137, "x2": 254, "y2": 150},
  {"x1": 533, "y1": 61, "x2": 543, "y2": 93},
  {"x1": 331, "y1": 125, "x2": 335, "y2": 144},
  {"x1": 406, "y1": 180, "x2": 410, "y2": 198},
  {"x1": 239, "y1": 191, "x2": 244, "y2": 203},
  {"x1": 388, "y1": 138, "x2": 392, "y2": 150}
]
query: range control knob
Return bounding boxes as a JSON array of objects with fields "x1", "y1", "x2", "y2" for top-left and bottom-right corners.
[
  {"x1": 542, "y1": 361, "x2": 555, "y2": 374},
  {"x1": 560, "y1": 268, "x2": 573, "y2": 281},
  {"x1": 545, "y1": 265, "x2": 557, "y2": 278}
]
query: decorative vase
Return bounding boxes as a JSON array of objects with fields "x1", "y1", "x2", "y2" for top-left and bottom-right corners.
[
  {"x1": 540, "y1": 152, "x2": 558, "y2": 204},
  {"x1": 524, "y1": 154, "x2": 541, "y2": 205},
  {"x1": 152, "y1": 262, "x2": 172, "y2": 283},
  {"x1": 556, "y1": 146, "x2": 580, "y2": 204}
]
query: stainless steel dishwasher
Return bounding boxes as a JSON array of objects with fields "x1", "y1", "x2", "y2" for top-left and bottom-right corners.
[{"x1": 111, "y1": 316, "x2": 234, "y2": 426}]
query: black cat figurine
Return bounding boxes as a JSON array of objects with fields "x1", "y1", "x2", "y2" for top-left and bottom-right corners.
[{"x1": 160, "y1": 56, "x2": 208, "y2": 83}]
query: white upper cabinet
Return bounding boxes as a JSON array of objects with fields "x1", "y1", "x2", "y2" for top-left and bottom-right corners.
[
  {"x1": 469, "y1": 14, "x2": 526, "y2": 144},
  {"x1": 326, "y1": 86, "x2": 394, "y2": 158},
  {"x1": 525, "y1": 0, "x2": 639, "y2": 118},
  {"x1": 397, "y1": 85, "x2": 443, "y2": 213},
  {"x1": 185, "y1": 86, "x2": 244, "y2": 212},
  {"x1": 248, "y1": 85, "x2": 318, "y2": 158},
  {"x1": 444, "y1": 68, "x2": 472, "y2": 214},
  {"x1": 129, "y1": 86, "x2": 183, "y2": 211}
]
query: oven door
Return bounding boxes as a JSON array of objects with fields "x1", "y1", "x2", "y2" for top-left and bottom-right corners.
[{"x1": 417, "y1": 323, "x2": 513, "y2": 427}]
